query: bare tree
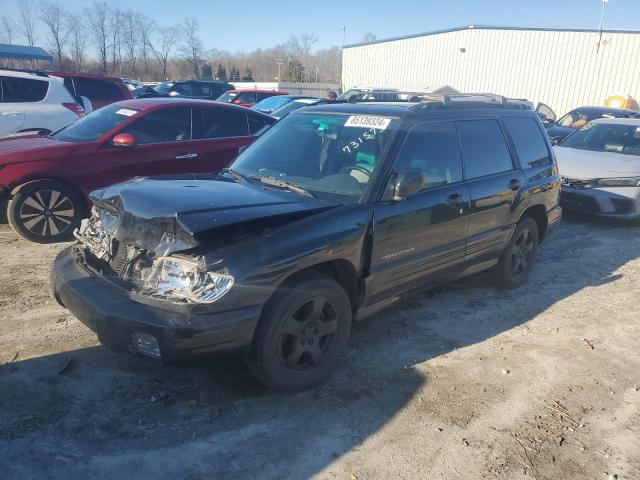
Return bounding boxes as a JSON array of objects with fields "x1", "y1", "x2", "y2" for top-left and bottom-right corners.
[
  {"x1": 1, "y1": 17, "x2": 15, "y2": 44},
  {"x1": 40, "y1": 0, "x2": 71, "y2": 68},
  {"x1": 67, "y1": 14, "x2": 87, "y2": 72},
  {"x1": 361, "y1": 33, "x2": 377, "y2": 43},
  {"x1": 85, "y1": 2, "x2": 109, "y2": 72},
  {"x1": 179, "y1": 18, "x2": 203, "y2": 79},
  {"x1": 18, "y1": 0, "x2": 38, "y2": 47},
  {"x1": 299, "y1": 32, "x2": 318, "y2": 81},
  {"x1": 137, "y1": 15, "x2": 154, "y2": 80},
  {"x1": 109, "y1": 9, "x2": 123, "y2": 74},
  {"x1": 151, "y1": 25, "x2": 179, "y2": 80},
  {"x1": 121, "y1": 10, "x2": 140, "y2": 78}
]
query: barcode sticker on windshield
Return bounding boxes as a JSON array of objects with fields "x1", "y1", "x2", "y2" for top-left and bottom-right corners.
[
  {"x1": 116, "y1": 108, "x2": 137, "y2": 117},
  {"x1": 345, "y1": 115, "x2": 391, "y2": 130}
]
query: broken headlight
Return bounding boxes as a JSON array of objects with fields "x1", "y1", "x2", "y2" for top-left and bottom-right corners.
[{"x1": 141, "y1": 257, "x2": 234, "y2": 304}]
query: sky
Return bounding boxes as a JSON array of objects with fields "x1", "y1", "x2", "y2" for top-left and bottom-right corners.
[{"x1": 4, "y1": 0, "x2": 640, "y2": 53}]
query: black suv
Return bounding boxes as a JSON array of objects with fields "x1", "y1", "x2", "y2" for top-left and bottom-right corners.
[
  {"x1": 133, "y1": 80, "x2": 234, "y2": 100},
  {"x1": 51, "y1": 95, "x2": 562, "y2": 391}
]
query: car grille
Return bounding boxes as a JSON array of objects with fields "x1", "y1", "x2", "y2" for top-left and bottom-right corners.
[
  {"x1": 561, "y1": 177, "x2": 594, "y2": 189},
  {"x1": 85, "y1": 239, "x2": 153, "y2": 289},
  {"x1": 560, "y1": 191, "x2": 601, "y2": 213}
]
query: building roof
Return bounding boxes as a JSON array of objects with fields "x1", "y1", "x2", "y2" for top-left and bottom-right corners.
[
  {"x1": 343, "y1": 25, "x2": 640, "y2": 49},
  {"x1": 0, "y1": 43, "x2": 53, "y2": 61}
]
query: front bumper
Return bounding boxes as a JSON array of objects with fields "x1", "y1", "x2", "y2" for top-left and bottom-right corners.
[
  {"x1": 51, "y1": 247, "x2": 260, "y2": 360},
  {"x1": 560, "y1": 185, "x2": 640, "y2": 219}
]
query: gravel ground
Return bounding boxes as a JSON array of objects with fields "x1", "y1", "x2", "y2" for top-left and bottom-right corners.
[{"x1": 0, "y1": 214, "x2": 639, "y2": 480}]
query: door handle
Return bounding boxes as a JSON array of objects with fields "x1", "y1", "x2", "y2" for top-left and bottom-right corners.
[
  {"x1": 508, "y1": 179, "x2": 522, "y2": 191},
  {"x1": 446, "y1": 193, "x2": 465, "y2": 208},
  {"x1": 176, "y1": 153, "x2": 198, "y2": 159}
]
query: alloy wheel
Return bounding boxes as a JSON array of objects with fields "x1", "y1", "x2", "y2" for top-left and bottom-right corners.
[
  {"x1": 510, "y1": 228, "x2": 535, "y2": 276},
  {"x1": 279, "y1": 296, "x2": 339, "y2": 371},
  {"x1": 18, "y1": 189, "x2": 75, "y2": 237}
]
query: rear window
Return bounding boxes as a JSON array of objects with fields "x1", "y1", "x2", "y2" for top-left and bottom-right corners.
[
  {"x1": 458, "y1": 119, "x2": 514, "y2": 179},
  {"x1": 503, "y1": 117, "x2": 551, "y2": 168},
  {"x1": 1, "y1": 76, "x2": 49, "y2": 102},
  {"x1": 75, "y1": 77, "x2": 125, "y2": 101}
]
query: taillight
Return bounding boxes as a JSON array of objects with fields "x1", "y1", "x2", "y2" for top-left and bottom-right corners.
[{"x1": 63, "y1": 102, "x2": 85, "y2": 116}]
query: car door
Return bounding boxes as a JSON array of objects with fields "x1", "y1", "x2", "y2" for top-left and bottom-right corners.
[
  {"x1": 458, "y1": 118, "x2": 527, "y2": 265},
  {"x1": 187, "y1": 106, "x2": 254, "y2": 172},
  {"x1": 367, "y1": 121, "x2": 471, "y2": 302},
  {"x1": 91, "y1": 105, "x2": 195, "y2": 185},
  {"x1": 536, "y1": 102, "x2": 556, "y2": 128}
]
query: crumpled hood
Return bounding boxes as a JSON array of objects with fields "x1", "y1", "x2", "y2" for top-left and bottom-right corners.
[
  {"x1": 554, "y1": 146, "x2": 640, "y2": 179},
  {"x1": 91, "y1": 174, "x2": 335, "y2": 254},
  {"x1": 0, "y1": 133, "x2": 75, "y2": 164}
]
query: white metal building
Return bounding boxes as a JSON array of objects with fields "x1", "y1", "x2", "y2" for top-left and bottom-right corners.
[{"x1": 341, "y1": 25, "x2": 640, "y2": 115}]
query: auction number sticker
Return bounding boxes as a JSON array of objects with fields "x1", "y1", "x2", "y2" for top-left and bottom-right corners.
[
  {"x1": 116, "y1": 108, "x2": 138, "y2": 117},
  {"x1": 345, "y1": 115, "x2": 391, "y2": 130}
]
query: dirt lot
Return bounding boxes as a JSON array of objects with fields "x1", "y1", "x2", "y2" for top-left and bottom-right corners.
[{"x1": 1, "y1": 215, "x2": 639, "y2": 480}]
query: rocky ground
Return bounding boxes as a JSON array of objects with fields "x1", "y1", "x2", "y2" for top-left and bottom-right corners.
[{"x1": 0, "y1": 214, "x2": 639, "y2": 480}]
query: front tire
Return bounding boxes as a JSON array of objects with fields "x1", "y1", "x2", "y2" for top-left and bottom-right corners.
[
  {"x1": 7, "y1": 180, "x2": 84, "y2": 243},
  {"x1": 248, "y1": 272, "x2": 352, "y2": 392},
  {"x1": 493, "y1": 217, "x2": 539, "y2": 289}
]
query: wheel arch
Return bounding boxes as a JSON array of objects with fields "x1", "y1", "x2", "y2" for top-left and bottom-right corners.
[{"x1": 519, "y1": 204, "x2": 548, "y2": 241}]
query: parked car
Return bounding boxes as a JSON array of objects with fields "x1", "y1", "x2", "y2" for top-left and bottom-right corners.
[
  {"x1": 50, "y1": 72, "x2": 132, "y2": 110},
  {"x1": 537, "y1": 104, "x2": 640, "y2": 143},
  {"x1": 337, "y1": 87, "x2": 401, "y2": 101},
  {"x1": 135, "y1": 80, "x2": 234, "y2": 101},
  {"x1": 0, "y1": 98, "x2": 275, "y2": 243},
  {"x1": 252, "y1": 95, "x2": 319, "y2": 115},
  {"x1": 555, "y1": 117, "x2": 640, "y2": 219},
  {"x1": 270, "y1": 97, "x2": 321, "y2": 119},
  {"x1": 0, "y1": 69, "x2": 84, "y2": 135},
  {"x1": 122, "y1": 78, "x2": 143, "y2": 91},
  {"x1": 51, "y1": 94, "x2": 561, "y2": 391},
  {"x1": 216, "y1": 89, "x2": 288, "y2": 108}
]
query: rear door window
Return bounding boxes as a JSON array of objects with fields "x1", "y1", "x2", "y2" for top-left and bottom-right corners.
[
  {"x1": 503, "y1": 117, "x2": 551, "y2": 168},
  {"x1": 458, "y1": 119, "x2": 514, "y2": 179},
  {"x1": 237, "y1": 92, "x2": 257, "y2": 104},
  {"x1": 192, "y1": 107, "x2": 249, "y2": 139},
  {"x1": 256, "y1": 92, "x2": 275, "y2": 102},
  {"x1": 393, "y1": 121, "x2": 463, "y2": 191},
  {"x1": 1, "y1": 76, "x2": 49, "y2": 102},
  {"x1": 121, "y1": 106, "x2": 191, "y2": 144},
  {"x1": 75, "y1": 78, "x2": 125, "y2": 101}
]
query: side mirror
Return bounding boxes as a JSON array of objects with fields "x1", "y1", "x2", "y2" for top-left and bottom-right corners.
[
  {"x1": 233, "y1": 98, "x2": 242, "y2": 104},
  {"x1": 112, "y1": 133, "x2": 137, "y2": 147},
  {"x1": 389, "y1": 168, "x2": 428, "y2": 201},
  {"x1": 550, "y1": 137, "x2": 562, "y2": 146}
]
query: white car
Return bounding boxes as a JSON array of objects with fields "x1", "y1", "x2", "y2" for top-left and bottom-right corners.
[
  {"x1": 554, "y1": 117, "x2": 640, "y2": 219},
  {"x1": 0, "y1": 69, "x2": 85, "y2": 135}
]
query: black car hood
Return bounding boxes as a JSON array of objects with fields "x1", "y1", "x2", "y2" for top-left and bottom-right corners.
[{"x1": 91, "y1": 174, "x2": 336, "y2": 254}]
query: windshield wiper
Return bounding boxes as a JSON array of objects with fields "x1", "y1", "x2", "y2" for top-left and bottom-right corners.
[
  {"x1": 259, "y1": 176, "x2": 315, "y2": 197},
  {"x1": 222, "y1": 167, "x2": 249, "y2": 182}
]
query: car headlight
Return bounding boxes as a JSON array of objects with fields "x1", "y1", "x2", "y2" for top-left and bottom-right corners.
[
  {"x1": 142, "y1": 256, "x2": 234, "y2": 304},
  {"x1": 597, "y1": 177, "x2": 640, "y2": 187}
]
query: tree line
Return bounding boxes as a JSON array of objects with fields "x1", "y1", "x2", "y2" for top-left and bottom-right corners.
[{"x1": 0, "y1": 0, "x2": 342, "y2": 83}]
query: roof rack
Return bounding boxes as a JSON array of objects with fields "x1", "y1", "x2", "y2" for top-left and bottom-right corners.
[
  {"x1": 0, "y1": 67, "x2": 49, "y2": 77},
  {"x1": 316, "y1": 93, "x2": 531, "y2": 110}
]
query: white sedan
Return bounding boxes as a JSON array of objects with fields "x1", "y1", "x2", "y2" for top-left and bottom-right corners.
[{"x1": 554, "y1": 117, "x2": 640, "y2": 219}]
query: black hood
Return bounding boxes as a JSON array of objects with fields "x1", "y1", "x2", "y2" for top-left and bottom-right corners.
[{"x1": 91, "y1": 174, "x2": 336, "y2": 254}]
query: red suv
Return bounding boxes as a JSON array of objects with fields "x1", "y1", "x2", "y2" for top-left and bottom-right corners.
[
  {"x1": 0, "y1": 98, "x2": 275, "y2": 243},
  {"x1": 51, "y1": 72, "x2": 132, "y2": 110},
  {"x1": 216, "y1": 89, "x2": 288, "y2": 108}
]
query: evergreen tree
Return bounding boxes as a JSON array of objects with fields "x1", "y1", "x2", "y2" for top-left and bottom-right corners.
[
  {"x1": 200, "y1": 63, "x2": 213, "y2": 80},
  {"x1": 215, "y1": 64, "x2": 227, "y2": 81},
  {"x1": 241, "y1": 67, "x2": 255, "y2": 81}
]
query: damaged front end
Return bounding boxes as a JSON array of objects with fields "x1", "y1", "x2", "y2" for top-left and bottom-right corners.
[{"x1": 73, "y1": 207, "x2": 234, "y2": 305}]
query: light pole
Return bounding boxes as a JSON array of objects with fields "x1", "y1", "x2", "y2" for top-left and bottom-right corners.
[
  {"x1": 275, "y1": 58, "x2": 284, "y2": 82},
  {"x1": 597, "y1": 0, "x2": 609, "y2": 52}
]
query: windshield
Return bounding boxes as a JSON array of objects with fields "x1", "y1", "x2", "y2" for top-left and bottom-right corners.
[
  {"x1": 230, "y1": 112, "x2": 399, "y2": 200},
  {"x1": 271, "y1": 100, "x2": 317, "y2": 118},
  {"x1": 154, "y1": 82, "x2": 174, "y2": 93},
  {"x1": 217, "y1": 91, "x2": 238, "y2": 102},
  {"x1": 557, "y1": 111, "x2": 616, "y2": 128},
  {"x1": 253, "y1": 96, "x2": 293, "y2": 113},
  {"x1": 52, "y1": 104, "x2": 140, "y2": 142},
  {"x1": 561, "y1": 122, "x2": 640, "y2": 156},
  {"x1": 336, "y1": 89, "x2": 365, "y2": 100}
]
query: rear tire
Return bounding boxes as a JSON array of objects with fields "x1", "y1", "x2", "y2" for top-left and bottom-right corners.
[
  {"x1": 248, "y1": 272, "x2": 352, "y2": 392},
  {"x1": 492, "y1": 217, "x2": 539, "y2": 289},
  {"x1": 7, "y1": 180, "x2": 84, "y2": 243}
]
